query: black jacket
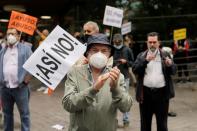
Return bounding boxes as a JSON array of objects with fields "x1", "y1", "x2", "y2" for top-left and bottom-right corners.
[
  {"x1": 132, "y1": 49, "x2": 177, "y2": 103},
  {"x1": 113, "y1": 45, "x2": 134, "y2": 79}
]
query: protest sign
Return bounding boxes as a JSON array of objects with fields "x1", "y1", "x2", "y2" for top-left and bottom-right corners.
[
  {"x1": 173, "y1": 28, "x2": 186, "y2": 41},
  {"x1": 103, "y1": 5, "x2": 123, "y2": 28},
  {"x1": 121, "y1": 22, "x2": 132, "y2": 35},
  {"x1": 23, "y1": 25, "x2": 86, "y2": 90},
  {"x1": 8, "y1": 11, "x2": 37, "y2": 35}
]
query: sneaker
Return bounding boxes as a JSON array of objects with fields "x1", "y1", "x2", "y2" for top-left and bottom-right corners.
[
  {"x1": 123, "y1": 121, "x2": 129, "y2": 127},
  {"x1": 43, "y1": 88, "x2": 48, "y2": 94},
  {"x1": 168, "y1": 112, "x2": 177, "y2": 117},
  {"x1": 37, "y1": 86, "x2": 47, "y2": 92}
]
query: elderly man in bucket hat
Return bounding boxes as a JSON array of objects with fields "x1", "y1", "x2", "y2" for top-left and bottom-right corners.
[{"x1": 62, "y1": 33, "x2": 133, "y2": 131}]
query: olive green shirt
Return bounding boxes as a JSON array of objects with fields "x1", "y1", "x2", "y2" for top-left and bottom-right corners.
[{"x1": 62, "y1": 64, "x2": 132, "y2": 131}]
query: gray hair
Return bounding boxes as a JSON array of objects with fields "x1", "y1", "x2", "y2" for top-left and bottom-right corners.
[
  {"x1": 83, "y1": 21, "x2": 99, "y2": 33},
  {"x1": 113, "y1": 33, "x2": 123, "y2": 41}
]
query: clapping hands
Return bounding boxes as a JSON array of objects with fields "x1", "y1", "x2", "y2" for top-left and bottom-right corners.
[{"x1": 93, "y1": 67, "x2": 120, "y2": 91}]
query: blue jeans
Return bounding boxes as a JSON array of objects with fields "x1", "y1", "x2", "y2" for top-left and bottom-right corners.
[
  {"x1": 123, "y1": 78, "x2": 130, "y2": 123},
  {"x1": 2, "y1": 85, "x2": 30, "y2": 131}
]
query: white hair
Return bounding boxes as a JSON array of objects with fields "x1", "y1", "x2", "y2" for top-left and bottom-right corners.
[
  {"x1": 83, "y1": 21, "x2": 99, "y2": 33},
  {"x1": 162, "y1": 47, "x2": 173, "y2": 58}
]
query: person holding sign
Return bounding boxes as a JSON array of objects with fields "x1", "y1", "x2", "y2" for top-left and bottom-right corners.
[
  {"x1": 36, "y1": 28, "x2": 49, "y2": 46},
  {"x1": 0, "y1": 28, "x2": 32, "y2": 131},
  {"x1": 62, "y1": 33, "x2": 132, "y2": 131},
  {"x1": 132, "y1": 32, "x2": 177, "y2": 131},
  {"x1": 35, "y1": 28, "x2": 50, "y2": 94},
  {"x1": 173, "y1": 39, "x2": 191, "y2": 82}
]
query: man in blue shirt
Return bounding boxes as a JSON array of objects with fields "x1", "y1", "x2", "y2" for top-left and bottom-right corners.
[{"x1": 0, "y1": 28, "x2": 32, "y2": 131}]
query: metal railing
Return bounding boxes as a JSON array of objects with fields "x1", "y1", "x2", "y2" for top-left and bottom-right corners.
[{"x1": 173, "y1": 45, "x2": 197, "y2": 81}]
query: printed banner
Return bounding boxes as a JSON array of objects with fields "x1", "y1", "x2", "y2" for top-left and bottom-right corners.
[
  {"x1": 173, "y1": 28, "x2": 186, "y2": 41},
  {"x1": 103, "y1": 5, "x2": 123, "y2": 28},
  {"x1": 23, "y1": 25, "x2": 87, "y2": 90},
  {"x1": 121, "y1": 22, "x2": 132, "y2": 35},
  {"x1": 8, "y1": 11, "x2": 37, "y2": 35}
]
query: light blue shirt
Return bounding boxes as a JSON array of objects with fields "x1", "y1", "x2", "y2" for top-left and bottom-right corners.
[
  {"x1": 0, "y1": 42, "x2": 32, "y2": 87},
  {"x1": 3, "y1": 43, "x2": 19, "y2": 88}
]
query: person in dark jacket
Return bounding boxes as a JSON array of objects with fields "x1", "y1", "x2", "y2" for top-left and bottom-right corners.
[
  {"x1": 113, "y1": 33, "x2": 134, "y2": 127},
  {"x1": 132, "y1": 32, "x2": 177, "y2": 131},
  {"x1": 173, "y1": 39, "x2": 191, "y2": 82}
]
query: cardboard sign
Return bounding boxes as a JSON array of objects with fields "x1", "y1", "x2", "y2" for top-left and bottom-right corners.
[
  {"x1": 121, "y1": 22, "x2": 132, "y2": 35},
  {"x1": 173, "y1": 28, "x2": 186, "y2": 41},
  {"x1": 8, "y1": 11, "x2": 38, "y2": 35},
  {"x1": 103, "y1": 5, "x2": 123, "y2": 28},
  {"x1": 23, "y1": 25, "x2": 86, "y2": 90}
]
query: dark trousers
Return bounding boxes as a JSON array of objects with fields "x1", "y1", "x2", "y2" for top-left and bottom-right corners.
[
  {"x1": 140, "y1": 86, "x2": 169, "y2": 131},
  {"x1": 2, "y1": 86, "x2": 30, "y2": 131},
  {"x1": 177, "y1": 64, "x2": 189, "y2": 77}
]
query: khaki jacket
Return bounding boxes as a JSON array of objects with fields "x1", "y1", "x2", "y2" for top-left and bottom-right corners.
[{"x1": 62, "y1": 64, "x2": 132, "y2": 131}]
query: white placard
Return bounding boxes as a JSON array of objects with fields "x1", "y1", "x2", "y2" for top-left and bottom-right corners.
[
  {"x1": 23, "y1": 25, "x2": 86, "y2": 90},
  {"x1": 103, "y1": 5, "x2": 123, "y2": 28},
  {"x1": 121, "y1": 22, "x2": 132, "y2": 35}
]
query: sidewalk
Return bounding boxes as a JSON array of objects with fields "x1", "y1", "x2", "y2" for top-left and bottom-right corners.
[{"x1": 1, "y1": 77, "x2": 197, "y2": 131}]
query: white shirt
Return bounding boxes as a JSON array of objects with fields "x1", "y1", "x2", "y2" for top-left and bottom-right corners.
[
  {"x1": 3, "y1": 43, "x2": 19, "y2": 88},
  {"x1": 143, "y1": 51, "x2": 165, "y2": 88}
]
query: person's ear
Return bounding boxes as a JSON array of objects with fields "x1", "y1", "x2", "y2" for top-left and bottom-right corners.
[{"x1": 158, "y1": 41, "x2": 161, "y2": 46}]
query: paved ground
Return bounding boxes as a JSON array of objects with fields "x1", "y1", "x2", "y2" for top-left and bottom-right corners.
[{"x1": 1, "y1": 77, "x2": 197, "y2": 131}]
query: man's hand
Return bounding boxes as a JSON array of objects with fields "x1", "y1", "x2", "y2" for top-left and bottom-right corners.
[
  {"x1": 93, "y1": 67, "x2": 120, "y2": 91},
  {"x1": 164, "y1": 57, "x2": 173, "y2": 66},
  {"x1": 82, "y1": 57, "x2": 88, "y2": 65},
  {"x1": 93, "y1": 73, "x2": 110, "y2": 91},
  {"x1": 109, "y1": 66, "x2": 120, "y2": 89},
  {"x1": 146, "y1": 52, "x2": 156, "y2": 61}
]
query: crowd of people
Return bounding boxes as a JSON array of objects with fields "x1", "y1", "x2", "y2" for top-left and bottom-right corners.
[{"x1": 0, "y1": 20, "x2": 195, "y2": 131}]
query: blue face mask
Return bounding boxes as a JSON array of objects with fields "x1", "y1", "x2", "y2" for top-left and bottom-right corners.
[{"x1": 114, "y1": 44, "x2": 123, "y2": 49}]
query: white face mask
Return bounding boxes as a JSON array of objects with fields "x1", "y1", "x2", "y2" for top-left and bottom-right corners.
[
  {"x1": 7, "y1": 34, "x2": 17, "y2": 45},
  {"x1": 89, "y1": 52, "x2": 108, "y2": 69}
]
